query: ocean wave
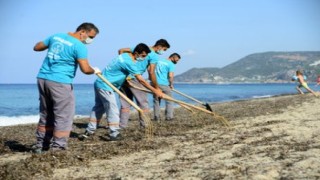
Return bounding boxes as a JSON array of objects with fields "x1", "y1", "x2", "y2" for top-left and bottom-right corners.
[
  {"x1": 252, "y1": 95, "x2": 273, "y2": 99},
  {"x1": 0, "y1": 115, "x2": 90, "y2": 127},
  {"x1": 0, "y1": 115, "x2": 39, "y2": 127}
]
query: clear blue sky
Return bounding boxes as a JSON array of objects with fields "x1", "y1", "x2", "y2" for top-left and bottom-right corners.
[{"x1": 1, "y1": 0, "x2": 319, "y2": 84}]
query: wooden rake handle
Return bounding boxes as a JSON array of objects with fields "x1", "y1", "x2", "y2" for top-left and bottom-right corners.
[
  {"x1": 172, "y1": 89, "x2": 205, "y2": 105},
  {"x1": 96, "y1": 74, "x2": 142, "y2": 112},
  {"x1": 128, "y1": 82, "x2": 214, "y2": 115},
  {"x1": 162, "y1": 95, "x2": 231, "y2": 127},
  {"x1": 126, "y1": 80, "x2": 194, "y2": 113},
  {"x1": 163, "y1": 95, "x2": 215, "y2": 115},
  {"x1": 128, "y1": 82, "x2": 230, "y2": 127}
]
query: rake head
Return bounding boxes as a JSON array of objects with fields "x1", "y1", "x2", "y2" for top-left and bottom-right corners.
[
  {"x1": 204, "y1": 103, "x2": 213, "y2": 112},
  {"x1": 139, "y1": 111, "x2": 154, "y2": 139}
]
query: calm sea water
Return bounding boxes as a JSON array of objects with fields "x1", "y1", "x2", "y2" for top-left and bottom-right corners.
[{"x1": 1, "y1": 83, "x2": 318, "y2": 126}]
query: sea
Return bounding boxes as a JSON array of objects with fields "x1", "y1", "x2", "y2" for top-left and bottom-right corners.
[{"x1": 1, "y1": 83, "x2": 318, "y2": 127}]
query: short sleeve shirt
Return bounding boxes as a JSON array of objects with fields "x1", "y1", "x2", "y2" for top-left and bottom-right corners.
[
  {"x1": 95, "y1": 53, "x2": 139, "y2": 91},
  {"x1": 155, "y1": 58, "x2": 175, "y2": 86},
  {"x1": 37, "y1": 33, "x2": 87, "y2": 84}
]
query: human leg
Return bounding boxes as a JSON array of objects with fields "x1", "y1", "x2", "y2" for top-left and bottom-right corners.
[
  {"x1": 97, "y1": 89, "x2": 121, "y2": 138},
  {"x1": 119, "y1": 85, "x2": 133, "y2": 128},
  {"x1": 153, "y1": 94, "x2": 161, "y2": 120},
  {"x1": 35, "y1": 79, "x2": 54, "y2": 151},
  {"x1": 296, "y1": 85, "x2": 304, "y2": 94},
  {"x1": 306, "y1": 88, "x2": 318, "y2": 96},
  {"x1": 47, "y1": 80, "x2": 75, "y2": 150},
  {"x1": 303, "y1": 83, "x2": 319, "y2": 97},
  {"x1": 86, "y1": 87, "x2": 105, "y2": 134},
  {"x1": 160, "y1": 85, "x2": 174, "y2": 120},
  {"x1": 128, "y1": 79, "x2": 150, "y2": 127}
]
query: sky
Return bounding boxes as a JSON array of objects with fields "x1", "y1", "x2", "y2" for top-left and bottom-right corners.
[{"x1": 0, "y1": 0, "x2": 319, "y2": 84}]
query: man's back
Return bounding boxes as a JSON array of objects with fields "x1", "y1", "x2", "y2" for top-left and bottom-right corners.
[
  {"x1": 155, "y1": 58, "x2": 175, "y2": 86},
  {"x1": 37, "y1": 33, "x2": 87, "y2": 84},
  {"x1": 95, "y1": 53, "x2": 138, "y2": 91}
]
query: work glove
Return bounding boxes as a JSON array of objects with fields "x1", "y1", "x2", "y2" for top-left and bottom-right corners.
[{"x1": 92, "y1": 67, "x2": 101, "y2": 74}]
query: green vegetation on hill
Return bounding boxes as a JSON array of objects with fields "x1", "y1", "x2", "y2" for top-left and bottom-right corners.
[{"x1": 175, "y1": 51, "x2": 320, "y2": 83}]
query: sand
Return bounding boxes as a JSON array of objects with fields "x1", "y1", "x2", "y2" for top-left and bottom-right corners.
[{"x1": 0, "y1": 94, "x2": 319, "y2": 179}]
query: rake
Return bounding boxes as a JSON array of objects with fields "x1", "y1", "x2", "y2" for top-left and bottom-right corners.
[
  {"x1": 172, "y1": 89, "x2": 213, "y2": 112},
  {"x1": 127, "y1": 82, "x2": 230, "y2": 127},
  {"x1": 126, "y1": 80, "x2": 194, "y2": 113}
]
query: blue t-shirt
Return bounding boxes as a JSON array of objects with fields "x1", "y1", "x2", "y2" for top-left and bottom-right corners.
[
  {"x1": 155, "y1": 58, "x2": 175, "y2": 86},
  {"x1": 37, "y1": 33, "x2": 87, "y2": 84},
  {"x1": 95, "y1": 53, "x2": 139, "y2": 91},
  {"x1": 128, "y1": 47, "x2": 159, "y2": 79}
]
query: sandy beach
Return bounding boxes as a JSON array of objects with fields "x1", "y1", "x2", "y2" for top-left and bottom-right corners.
[{"x1": 0, "y1": 94, "x2": 319, "y2": 179}]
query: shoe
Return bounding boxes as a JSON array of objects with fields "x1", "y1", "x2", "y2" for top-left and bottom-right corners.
[
  {"x1": 78, "y1": 131, "x2": 94, "y2": 141},
  {"x1": 31, "y1": 145, "x2": 44, "y2": 154},
  {"x1": 32, "y1": 147, "x2": 43, "y2": 154},
  {"x1": 42, "y1": 144, "x2": 51, "y2": 151},
  {"x1": 107, "y1": 134, "x2": 123, "y2": 141},
  {"x1": 51, "y1": 146, "x2": 66, "y2": 152},
  {"x1": 98, "y1": 125, "x2": 109, "y2": 129},
  {"x1": 152, "y1": 117, "x2": 161, "y2": 121}
]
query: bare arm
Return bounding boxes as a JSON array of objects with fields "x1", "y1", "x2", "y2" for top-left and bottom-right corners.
[
  {"x1": 78, "y1": 59, "x2": 95, "y2": 75},
  {"x1": 33, "y1": 42, "x2": 48, "y2": 51},
  {"x1": 118, "y1": 48, "x2": 131, "y2": 54},
  {"x1": 148, "y1": 64, "x2": 159, "y2": 89},
  {"x1": 135, "y1": 74, "x2": 163, "y2": 98},
  {"x1": 168, "y1": 72, "x2": 174, "y2": 89}
]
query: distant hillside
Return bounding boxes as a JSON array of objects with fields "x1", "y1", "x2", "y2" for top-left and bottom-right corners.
[
  {"x1": 174, "y1": 67, "x2": 220, "y2": 82},
  {"x1": 175, "y1": 51, "x2": 320, "y2": 83}
]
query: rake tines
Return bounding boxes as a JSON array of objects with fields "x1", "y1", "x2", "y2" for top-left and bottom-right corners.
[{"x1": 139, "y1": 111, "x2": 154, "y2": 139}]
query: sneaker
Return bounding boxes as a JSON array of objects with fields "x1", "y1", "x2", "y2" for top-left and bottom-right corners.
[
  {"x1": 51, "y1": 146, "x2": 66, "y2": 152},
  {"x1": 107, "y1": 134, "x2": 123, "y2": 141},
  {"x1": 42, "y1": 144, "x2": 51, "y2": 151},
  {"x1": 78, "y1": 131, "x2": 94, "y2": 141},
  {"x1": 152, "y1": 117, "x2": 161, "y2": 121},
  {"x1": 31, "y1": 145, "x2": 44, "y2": 154},
  {"x1": 98, "y1": 125, "x2": 109, "y2": 129},
  {"x1": 33, "y1": 147, "x2": 43, "y2": 154}
]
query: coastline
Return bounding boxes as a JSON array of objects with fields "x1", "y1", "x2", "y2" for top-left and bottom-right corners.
[
  {"x1": 1, "y1": 81, "x2": 313, "y2": 85},
  {"x1": 0, "y1": 93, "x2": 319, "y2": 179}
]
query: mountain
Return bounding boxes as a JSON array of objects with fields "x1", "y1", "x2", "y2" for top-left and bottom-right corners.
[
  {"x1": 174, "y1": 51, "x2": 320, "y2": 83},
  {"x1": 174, "y1": 67, "x2": 220, "y2": 82}
]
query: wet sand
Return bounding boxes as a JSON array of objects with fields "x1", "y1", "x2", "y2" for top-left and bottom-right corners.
[{"x1": 0, "y1": 94, "x2": 319, "y2": 179}]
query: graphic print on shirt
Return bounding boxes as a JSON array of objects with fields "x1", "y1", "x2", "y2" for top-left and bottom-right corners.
[{"x1": 47, "y1": 42, "x2": 64, "y2": 60}]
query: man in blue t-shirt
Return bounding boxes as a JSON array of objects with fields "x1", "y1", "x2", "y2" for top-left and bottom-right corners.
[
  {"x1": 117, "y1": 39, "x2": 170, "y2": 128},
  {"x1": 33, "y1": 22, "x2": 101, "y2": 153},
  {"x1": 153, "y1": 53, "x2": 181, "y2": 121},
  {"x1": 79, "y1": 43, "x2": 163, "y2": 141}
]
